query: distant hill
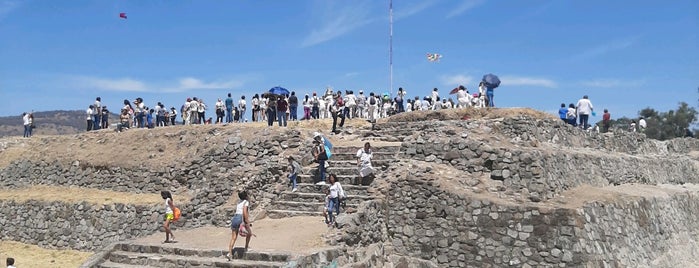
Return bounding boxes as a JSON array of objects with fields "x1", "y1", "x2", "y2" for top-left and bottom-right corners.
[{"x1": 0, "y1": 110, "x2": 119, "y2": 137}]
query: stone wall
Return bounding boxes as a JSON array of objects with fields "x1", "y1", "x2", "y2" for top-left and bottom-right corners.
[
  {"x1": 380, "y1": 176, "x2": 699, "y2": 267},
  {"x1": 0, "y1": 200, "x2": 160, "y2": 251},
  {"x1": 0, "y1": 129, "x2": 317, "y2": 250},
  {"x1": 394, "y1": 118, "x2": 699, "y2": 200}
]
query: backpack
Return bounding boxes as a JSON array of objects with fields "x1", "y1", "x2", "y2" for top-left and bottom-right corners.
[
  {"x1": 289, "y1": 95, "x2": 298, "y2": 105},
  {"x1": 369, "y1": 97, "x2": 376, "y2": 105},
  {"x1": 173, "y1": 207, "x2": 181, "y2": 221},
  {"x1": 312, "y1": 97, "x2": 320, "y2": 107}
]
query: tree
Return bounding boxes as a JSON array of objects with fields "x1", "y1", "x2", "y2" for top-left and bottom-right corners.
[{"x1": 640, "y1": 102, "x2": 697, "y2": 140}]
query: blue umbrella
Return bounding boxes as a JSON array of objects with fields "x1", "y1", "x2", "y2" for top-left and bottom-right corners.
[
  {"x1": 269, "y1": 86, "x2": 290, "y2": 96},
  {"x1": 482, "y1": 74, "x2": 501, "y2": 89}
]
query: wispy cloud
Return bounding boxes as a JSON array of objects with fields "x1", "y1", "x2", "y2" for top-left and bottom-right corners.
[
  {"x1": 68, "y1": 76, "x2": 245, "y2": 93},
  {"x1": 580, "y1": 78, "x2": 646, "y2": 88},
  {"x1": 500, "y1": 76, "x2": 557, "y2": 88},
  {"x1": 440, "y1": 74, "x2": 473, "y2": 87},
  {"x1": 0, "y1": 0, "x2": 20, "y2": 20},
  {"x1": 446, "y1": 0, "x2": 484, "y2": 19},
  {"x1": 571, "y1": 36, "x2": 641, "y2": 61},
  {"x1": 301, "y1": 1, "x2": 373, "y2": 47},
  {"x1": 395, "y1": 1, "x2": 437, "y2": 20}
]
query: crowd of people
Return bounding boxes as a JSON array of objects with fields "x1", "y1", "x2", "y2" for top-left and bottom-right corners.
[
  {"x1": 80, "y1": 83, "x2": 499, "y2": 134},
  {"x1": 557, "y1": 95, "x2": 651, "y2": 133}
]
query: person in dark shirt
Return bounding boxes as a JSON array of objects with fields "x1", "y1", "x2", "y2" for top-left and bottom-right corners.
[{"x1": 277, "y1": 96, "x2": 288, "y2": 127}]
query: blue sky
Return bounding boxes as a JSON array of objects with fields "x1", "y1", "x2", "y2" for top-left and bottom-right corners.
[{"x1": 0, "y1": 0, "x2": 697, "y2": 121}]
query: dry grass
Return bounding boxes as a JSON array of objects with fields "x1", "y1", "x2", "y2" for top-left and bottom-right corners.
[
  {"x1": 385, "y1": 107, "x2": 557, "y2": 123},
  {"x1": 0, "y1": 241, "x2": 92, "y2": 268},
  {"x1": 0, "y1": 186, "x2": 189, "y2": 205},
  {"x1": 0, "y1": 118, "x2": 374, "y2": 169}
]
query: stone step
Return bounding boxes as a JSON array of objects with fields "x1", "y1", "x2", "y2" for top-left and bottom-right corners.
[
  {"x1": 295, "y1": 183, "x2": 370, "y2": 191},
  {"x1": 271, "y1": 200, "x2": 359, "y2": 212},
  {"x1": 114, "y1": 243, "x2": 290, "y2": 262},
  {"x1": 329, "y1": 152, "x2": 397, "y2": 161},
  {"x1": 322, "y1": 159, "x2": 393, "y2": 167},
  {"x1": 266, "y1": 209, "x2": 324, "y2": 219},
  {"x1": 278, "y1": 192, "x2": 374, "y2": 204},
  {"x1": 297, "y1": 174, "x2": 358, "y2": 184},
  {"x1": 284, "y1": 184, "x2": 370, "y2": 196},
  {"x1": 331, "y1": 146, "x2": 402, "y2": 154},
  {"x1": 97, "y1": 261, "x2": 159, "y2": 268},
  {"x1": 108, "y1": 250, "x2": 285, "y2": 268}
]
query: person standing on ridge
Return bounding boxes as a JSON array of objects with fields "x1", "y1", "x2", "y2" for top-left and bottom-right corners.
[
  {"x1": 86, "y1": 106, "x2": 94, "y2": 132},
  {"x1": 238, "y1": 96, "x2": 247, "y2": 123},
  {"x1": 225, "y1": 93, "x2": 234, "y2": 123},
  {"x1": 576, "y1": 95, "x2": 594, "y2": 130},
  {"x1": 602, "y1": 109, "x2": 611, "y2": 133},
  {"x1": 558, "y1": 103, "x2": 568, "y2": 123},
  {"x1": 94, "y1": 97, "x2": 102, "y2": 130},
  {"x1": 288, "y1": 91, "x2": 299, "y2": 121}
]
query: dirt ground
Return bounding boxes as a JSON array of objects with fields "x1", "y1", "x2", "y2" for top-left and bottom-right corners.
[
  {"x1": 0, "y1": 118, "x2": 375, "y2": 170},
  {"x1": 0, "y1": 241, "x2": 92, "y2": 268},
  {"x1": 385, "y1": 107, "x2": 557, "y2": 123},
  {"x1": 136, "y1": 216, "x2": 329, "y2": 255},
  {"x1": 0, "y1": 185, "x2": 189, "y2": 205}
]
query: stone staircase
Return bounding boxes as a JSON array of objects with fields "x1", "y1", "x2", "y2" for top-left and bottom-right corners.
[
  {"x1": 95, "y1": 243, "x2": 291, "y2": 268},
  {"x1": 266, "y1": 144, "x2": 401, "y2": 219},
  {"x1": 86, "y1": 143, "x2": 403, "y2": 268}
]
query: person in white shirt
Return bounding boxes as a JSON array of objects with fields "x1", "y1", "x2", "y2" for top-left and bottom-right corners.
[
  {"x1": 396, "y1": 87, "x2": 407, "y2": 113},
  {"x1": 93, "y1": 97, "x2": 102, "y2": 130},
  {"x1": 215, "y1": 98, "x2": 225, "y2": 124},
  {"x1": 441, "y1": 99, "x2": 453, "y2": 109},
  {"x1": 478, "y1": 82, "x2": 486, "y2": 99},
  {"x1": 421, "y1": 97, "x2": 431, "y2": 111},
  {"x1": 169, "y1": 107, "x2": 177, "y2": 126},
  {"x1": 238, "y1": 96, "x2": 247, "y2": 122},
  {"x1": 456, "y1": 86, "x2": 470, "y2": 108},
  {"x1": 189, "y1": 98, "x2": 199, "y2": 125},
  {"x1": 197, "y1": 99, "x2": 207, "y2": 125},
  {"x1": 406, "y1": 100, "x2": 413, "y2": 112},
  {"x1": 326, "y1": 174, "x2": 345, "y2": 227},
  {"x1": 22, "y1": 112, "x2": 31, "y2": 137},
  {"x1": 6, "y1": 257, "x2": 16, "y2": 268},
  {"x1": 639, "y1": 117, "x2": 647, "y2": 132},
  {"x1": 227, "y1": 191, "x2": 252, "y2": 259},
  {"x1": 251, "y1": 94, "x2": 261, "y2": 122},
  {"x1": 345, "y1": 90, "x2": 357, "y2": 119},
  {"x1": 356, "y1": 142, "x2": 374, "y2": 185},
  {"x1": 431, "y1": 88, "x2": 440, "y2": 110},
  {"x1": 182, "y1": 98, "x2": 192, "y2": 125},
  {"x1": 367, "y1": 93, "x2": 378, "y2": 121},
  {"x1": 576, "y1": 95, "x2": 594, "y2": 130},
  {"x1": 381, "y1": 101, "x2": 391, "y2": 118},
  {"x1": 356, "y1": 91, "x2": 366, "y2": 119},
  {"x1": 630, "y1": 120, "x2": 637, "y2": 132},
  {"x1": 259, "y1": 96, "x2": 268, "y2": 122},
  {"x1": 86, "y1": 106, "x2": 94, "y2": 132}
]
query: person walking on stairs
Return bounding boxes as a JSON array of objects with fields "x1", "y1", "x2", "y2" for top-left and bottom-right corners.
[
  {"x1": 313, "y1": 137, "x2": 328, "y2": 185},
  {"x1": 288, "y1": 156, "x2": 301, "y2": 192},
  {"x1": 356, "y1": 142, "x2": 374, "y2": 185},
  {"x1": 326, "y1": 174, "x2": 345, "y2": 227},
  {"x1": 228, "y1": 191, "x2": 253, "y2": 260}
]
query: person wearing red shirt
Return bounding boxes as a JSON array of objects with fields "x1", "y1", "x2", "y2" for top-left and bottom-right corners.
[{"x1": 602, "y1": 109, "x2": 611, "y2": 133}]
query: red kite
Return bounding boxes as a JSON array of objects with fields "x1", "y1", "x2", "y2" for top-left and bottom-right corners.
[{"x1": 119, "y1": 13, "x2": 127, "y2": 19}]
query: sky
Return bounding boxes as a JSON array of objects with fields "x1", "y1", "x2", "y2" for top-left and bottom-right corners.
[{"x1": 0, "y1": 0, "x2": 697, "y2": 121}]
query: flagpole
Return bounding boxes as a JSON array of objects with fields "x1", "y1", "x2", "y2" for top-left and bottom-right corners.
[{"x1": 389, "y1": 0, "x2": 393, "y2": 97}]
